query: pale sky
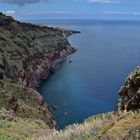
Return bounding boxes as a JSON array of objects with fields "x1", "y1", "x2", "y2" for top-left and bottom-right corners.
[{"x1": 0, "y1": 0, "x2": 140, "y2": 20}]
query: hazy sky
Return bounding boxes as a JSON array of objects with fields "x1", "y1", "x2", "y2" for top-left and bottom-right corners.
[{"x1": 0, "y1": 0, "x2": 140, "y2": 20}]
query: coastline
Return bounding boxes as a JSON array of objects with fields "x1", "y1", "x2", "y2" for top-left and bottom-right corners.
[
  {"x1": 35, "y1": 30, "x2": 79, "y2": 126},
  {"x1": 0, "y1": 12, "x2": 80, "y2": 129},
  {"x1": 28, "y1": 28, "x2": 80, "y2": 128},
  {"x1": 33, "y1": 28, "x2": 79, "y2": 88}
]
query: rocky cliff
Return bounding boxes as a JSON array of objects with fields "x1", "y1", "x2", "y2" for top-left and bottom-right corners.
[
  {"x1": 0, "y1": 12, "x2": 77, "y2": 129},
  {"x1": 116, "y1": 67, "x2": 140, "y2": 111},
  {"x1": 0, "y1": 12, "x2": 76, "y2": 89}
]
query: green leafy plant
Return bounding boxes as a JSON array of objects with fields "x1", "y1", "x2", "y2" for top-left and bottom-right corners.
[
  {"x1": 0, "y1": 135, "x2": 19, "y2": 140},
  {"x1": 3, "y1": 57, "x2": 14, "y2": 79},
  {"x1": 12, "y1": 36, "x2": 22, "y2": 46}
]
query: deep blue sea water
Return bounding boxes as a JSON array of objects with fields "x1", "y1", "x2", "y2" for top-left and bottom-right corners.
[{"x1": 33, "y1": 20, "x2": 140, "y2": 128}]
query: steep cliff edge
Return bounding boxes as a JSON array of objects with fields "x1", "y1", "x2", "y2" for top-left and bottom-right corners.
[
  {"x1": 0, "y1": 12, "x2": 77, "y2": 130},
  {"x1": 0, "y1": 12, "x2": 76, "y2": 88},
  {"x1": 116, "y1": 67, "x2": 140, "y2": 111}
]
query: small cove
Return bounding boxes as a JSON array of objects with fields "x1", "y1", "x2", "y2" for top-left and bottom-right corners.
[{"x1": 37, "y1": 20, "x2": 140, "y2": 128}]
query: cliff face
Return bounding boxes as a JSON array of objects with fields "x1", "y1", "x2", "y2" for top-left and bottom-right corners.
[
  {"x1": 0, "y1": 13, "x2": 76, "y2": 129},
  {"x1": 0, "y1": 12, "x2": 76, "y2": 88},
  {"x1": 116, "y1": 67, "x2": 140, "y2": 111}
]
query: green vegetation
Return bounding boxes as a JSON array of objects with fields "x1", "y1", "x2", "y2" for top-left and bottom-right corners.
[
  {"x1": 0, "y1": 108, "x2": 49, "y2": 140},
  {"x1": 12, "y1": 36, "x2": 23, "y2": 46},
  {"x1": 0, "y1": 135, "x2": 18, "y2": 140},
  {"x1": 29, "y1": 111, "x2": 140, "y2": 140},
  {"x1": 0, "y1": 28, "x2": 3, "y2": 34},
  {"x1": 3, "y1": 58, "x2": 14, "y2": 79},
  {"x1": 101, "y1": 125, "x2": 113, "y2": 134},
  {"x1": 0, "y1": 110, "x2": 139, "y2": 140}
]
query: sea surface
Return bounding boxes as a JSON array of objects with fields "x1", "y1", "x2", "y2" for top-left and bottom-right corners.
[{"x1": 32, "y1": 20, "x2": 140, "y2": 128}]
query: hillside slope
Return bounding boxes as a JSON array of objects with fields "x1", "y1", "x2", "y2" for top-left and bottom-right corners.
[{"x1": 0, "y1": 12, "x2": 76, "y2": 130}]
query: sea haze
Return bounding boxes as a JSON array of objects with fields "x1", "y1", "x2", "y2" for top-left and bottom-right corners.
[{"x1": 35, "y1": 20, "x2": 140, "y2": 128}]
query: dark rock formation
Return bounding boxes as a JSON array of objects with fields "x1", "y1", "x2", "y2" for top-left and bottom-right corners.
[
  {"x1": 0, "y1": 12, "x2": 15, "y2": 26},
  {"x1": 116, "y1": 67, "x2": 140, "y2": 111}
]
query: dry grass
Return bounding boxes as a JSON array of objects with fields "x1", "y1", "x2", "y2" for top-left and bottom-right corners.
[
  {"x1": 0, "y1": 109, "x2": 139, "y2": 140},
  {"x1": 30, "y1": 111, "x2": 140, "y2": 140},
  {"x1": 104, "y1": 111, "x2": 140, "y2": 140},
  {"x1": 0, "y1": 108, "x2": 49, "y2": 140}
]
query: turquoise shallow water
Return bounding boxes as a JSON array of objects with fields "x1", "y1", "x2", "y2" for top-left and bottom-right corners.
[{"x1": 37, "y1": 20, "x2": 140, "y2": 128}]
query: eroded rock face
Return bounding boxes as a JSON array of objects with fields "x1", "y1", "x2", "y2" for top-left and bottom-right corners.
[
  {"x1": 0, "y1": 13, "x2": 76, "y2": 89},
  {"x1": 116, "y1": 67, "x2": 140, "y2": 111},
  {"x1": 0, "y1": 13, "x2": 77, "y2": 128}
]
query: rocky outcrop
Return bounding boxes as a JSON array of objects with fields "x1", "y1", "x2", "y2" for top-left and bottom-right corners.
[
  {"x1": 116, "y1": 67, "x2": 140, "y2": 111},
  {"x1": 0, "y1": 12, "x2": 15, "y2": 26}
]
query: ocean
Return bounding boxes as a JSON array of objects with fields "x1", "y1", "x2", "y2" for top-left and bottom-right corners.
[{"x1": 33, "y1": 19, "x2": 140, "y2": 128}]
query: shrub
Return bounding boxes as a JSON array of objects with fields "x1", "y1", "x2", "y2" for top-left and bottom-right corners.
[
  {"x1": 0, "y1": 28, "x2": 3, "y2": 34},
  {"x1": 12, "y1": 36, "x2": 22, "y2": 46},
  {"x1": 0, "y1": 135, "x2": 19, "y2": 140},
  {"x1": 3, "y1": 57, "x2": 14, "y2": 79},
  {"x1": 102, "y1": 125, "x2": 113, "y2": 134}
]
